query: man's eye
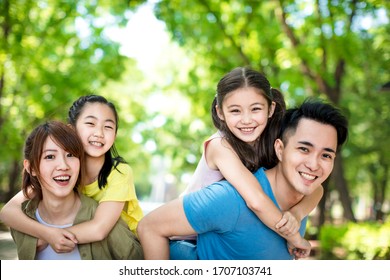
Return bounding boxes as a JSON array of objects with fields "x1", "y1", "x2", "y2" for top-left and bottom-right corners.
[
  {"x1": 298, "y1": 147, "x2": 309, "y2": 152},
  {"x1": 323, "y1": 153, "x2": 333, "y2": 160}
]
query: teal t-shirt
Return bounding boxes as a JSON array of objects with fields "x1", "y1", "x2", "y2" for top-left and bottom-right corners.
[{"x1": 183, "y1": 167, "x2": 307, "y2": 260}]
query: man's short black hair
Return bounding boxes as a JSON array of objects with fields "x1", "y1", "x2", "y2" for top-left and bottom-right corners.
[{"x1": 279, "y1": 98, "x2": 348, "y2": 149}]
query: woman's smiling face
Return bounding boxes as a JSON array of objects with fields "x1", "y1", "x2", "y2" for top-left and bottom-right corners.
[{"x1": 37, "y1": 136, "x2": 80, "y2": 199}]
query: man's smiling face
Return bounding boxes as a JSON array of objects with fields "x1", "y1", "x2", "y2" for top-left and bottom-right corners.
[{"x1": 275, "y1": 118, "x2": 337, "y2": 196}]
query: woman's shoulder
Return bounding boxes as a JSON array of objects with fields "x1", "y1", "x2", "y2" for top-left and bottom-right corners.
[{"x1": 79, "y1": 193, "x2": 98, "y2": 206}]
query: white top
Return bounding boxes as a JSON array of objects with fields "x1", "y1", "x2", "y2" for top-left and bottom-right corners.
[{"x1": 35, "y1": 209, "x2": 81, "y2": 260}]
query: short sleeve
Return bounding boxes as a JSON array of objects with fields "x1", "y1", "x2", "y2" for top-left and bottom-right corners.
[
  {"x1": 183, "y1": 182, "x2": 240, "y2": 234},
  {"x1": 99, "y1": 163, "x2": 135, "y2": 202}
]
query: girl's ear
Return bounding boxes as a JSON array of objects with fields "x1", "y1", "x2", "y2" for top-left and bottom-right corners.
[
  {"x1": 274, "y1": 139, "x2": 284, "y2": 161},
  {"x1": 24, "y1": 159, "x2": 36, "y2": 176},
  {"x1": 268, "y1": 101, "x2": 276, "y2": 118},
  {"x1": 216, "y1": 105, "x2": 225, "y2": 121}
]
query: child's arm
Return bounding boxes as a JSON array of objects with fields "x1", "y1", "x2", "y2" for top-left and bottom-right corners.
[
  {"x1": 1, "y1": 191, "x2": 125, "y2": 245},
  {"x1": 67, "y1": 201, "x2": 125, "y2": 243},
  {"x1": 276, "y1": 186, "x2": 324, "y2": 235},
  {"x1": 207, "y1": 138, "x2": 310, "y2": 255},
  {"x1": 290, "y1": 186, "x2": 323, "y2": 221},
  {"x1": 0, "y1": 190, "x2": 78, "y2": 253}
]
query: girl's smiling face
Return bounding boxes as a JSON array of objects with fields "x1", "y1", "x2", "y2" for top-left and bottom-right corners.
[
  {"x1": 217, "y1": 87, "x2": 275, "y2": 145},
  {"x1": 75, "y1": 102, "x2": 117, "y2": 159}
]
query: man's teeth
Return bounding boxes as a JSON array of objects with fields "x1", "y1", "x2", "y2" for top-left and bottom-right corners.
[
  {"x1": 300, "y1": 172, "x2": 316, "y2": 180},
  {"x1": 54, "y1": 176, "x2": 70, "y2": 181}
]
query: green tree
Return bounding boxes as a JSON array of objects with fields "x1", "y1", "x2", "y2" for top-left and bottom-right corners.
[{"x1": 0, "y1": 0, "x2": 145, "y2": 201}]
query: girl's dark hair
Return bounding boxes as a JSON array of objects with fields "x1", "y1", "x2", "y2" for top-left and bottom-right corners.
[
  {"x1": 68, "y1": 94, "x2": 125, "y2": 189},
  {"x1": 22, "y1": 121, "x2": 85, "y2": 200},
  {"x1": 211, "y1": 67, "x2": 286, "y2": 171}
]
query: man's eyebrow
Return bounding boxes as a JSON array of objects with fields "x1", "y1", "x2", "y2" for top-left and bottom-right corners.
[{"x1": 298, "y1": 141, "x2": 336, "y2": 154}]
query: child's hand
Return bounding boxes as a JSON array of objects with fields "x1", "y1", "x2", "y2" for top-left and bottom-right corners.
[
  {"x1": 275, "y1": 211, "x2": 300, "y2": 236},
  {"x1": 36, "y1": 239, "x2": 48, "y2": 252},
  {"x1": 286, "y1": 236, "x2": 311, "y2": 259},
  {"x1": 44, "y1": 227, "x2": 78, "y2": 253}
]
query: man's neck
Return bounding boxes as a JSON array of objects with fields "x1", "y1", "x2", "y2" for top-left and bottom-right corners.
[{"x1": 265, "y1": 166, "x2": 304, "y2": 211}]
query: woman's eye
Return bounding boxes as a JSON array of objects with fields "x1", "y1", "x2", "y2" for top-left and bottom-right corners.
[{"x1": 44, "y1": 155, "x2": 55, "y2": 160}]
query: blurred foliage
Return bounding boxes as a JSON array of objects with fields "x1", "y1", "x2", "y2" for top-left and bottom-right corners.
[
  {"x1": 319, "y1": 217, "x2": 390, "y2": 259},
  {"x1": 0, "y1": 0, "x2": 148, "y2": 200}
]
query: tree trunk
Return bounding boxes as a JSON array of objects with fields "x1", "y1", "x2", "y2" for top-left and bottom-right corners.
[
  {"x1": 332, "y1": 154, "x2": 356, "y2": 222},
  {"x1": 318, "y1": 180, "x2": 329, "y2": 227},
  {"x1": 374, "y1": 161, "x2": 388, "y2": 221},
  {"x1": 6, "y1": 159, "x2": 21, "y2": 202}
]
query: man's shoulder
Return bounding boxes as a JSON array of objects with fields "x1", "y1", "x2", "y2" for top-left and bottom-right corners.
[
  {"x1": 199, "y1": 180, "x2": 243, "y2": 205},
  {"x1": 211, "y1": 167, "x2": 268, "y2": 190}
]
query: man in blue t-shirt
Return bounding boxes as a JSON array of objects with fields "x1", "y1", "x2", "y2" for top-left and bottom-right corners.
[{"x1": 137, "y1": 99, "x2": 348, "y2": 260}]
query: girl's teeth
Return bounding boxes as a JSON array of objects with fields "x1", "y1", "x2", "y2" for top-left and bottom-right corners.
[{"x1": 90, "y1": 141, "x2": 103, "y2": 147}]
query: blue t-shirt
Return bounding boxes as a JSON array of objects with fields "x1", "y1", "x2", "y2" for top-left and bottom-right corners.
[{"x1": 183, "y1": 167, "x2": 307, "y2": 260}]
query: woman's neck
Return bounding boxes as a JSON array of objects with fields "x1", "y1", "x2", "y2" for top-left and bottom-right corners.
[{"x1": 38, "y1": 192, "x2": 80, "y2": 225}]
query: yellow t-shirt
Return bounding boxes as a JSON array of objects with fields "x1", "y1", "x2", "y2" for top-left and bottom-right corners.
[{"x1": 81, "y1": 162, "x2": 143, "y2": 234}]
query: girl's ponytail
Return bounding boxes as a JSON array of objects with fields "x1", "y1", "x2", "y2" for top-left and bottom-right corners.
[
  {"x1": 257, "y1": 88, "x2": 286, "y2": 169},
  {"x1": 211, "y1": 97, "x2": 222, "y2": 130}
]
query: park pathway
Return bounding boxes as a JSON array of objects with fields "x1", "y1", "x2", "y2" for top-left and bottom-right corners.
[{"x1": 0, "y1": 230, "x2": 17, "y2": 260}]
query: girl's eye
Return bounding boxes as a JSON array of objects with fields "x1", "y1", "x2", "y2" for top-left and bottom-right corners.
[
  {"x1": 230, "y1": 109, "x2": 240, "y2": 113},
  {"x1": 252, "y1": 107, "x2": 262, "y2": 111},
  {"x1": 85, "y1": 122, "x2": 94, "y2": 126},
  {"x1": 105, "y1": 126, "x2": 114, "y2": 130},
  {"x1": 67, "y1": 153, "x2": 75, "y2": 158}
]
